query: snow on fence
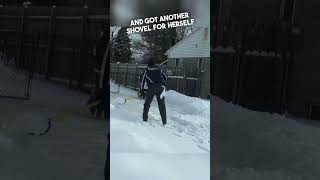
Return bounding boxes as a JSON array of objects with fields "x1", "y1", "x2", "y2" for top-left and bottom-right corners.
[{"x1": 110, "y1": 63, "x2": 203, "y2": 97}]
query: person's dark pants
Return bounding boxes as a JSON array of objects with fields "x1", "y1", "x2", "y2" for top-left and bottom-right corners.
[
  {"x1": 143, "y1": 83, "x2": 166, "y2": 125},
  {"x1": 139, "y1": 89, "x2": 147, "y2": 99}
]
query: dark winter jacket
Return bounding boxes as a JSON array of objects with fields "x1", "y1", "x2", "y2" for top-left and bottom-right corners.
[
  {"x1": 140, "y1": 65, "x2": 167, "y2": 91},
  {"x1": 139, "y1": 69, "x2": 147, "y2": 90}
]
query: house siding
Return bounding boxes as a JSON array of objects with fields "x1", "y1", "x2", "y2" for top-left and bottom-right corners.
[
  {"x1": 166, "y1": 28, "x2": 210, "y2": 58},
  {"x1": 164, "y1": 27, "x2": 211, "y2": 99}
]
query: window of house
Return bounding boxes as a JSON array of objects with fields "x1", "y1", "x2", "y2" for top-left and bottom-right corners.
[{"x1": 198, "y1": 58, "x2": 203, "y2": 69}]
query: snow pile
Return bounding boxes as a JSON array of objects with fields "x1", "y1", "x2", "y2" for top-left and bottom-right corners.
[
  {"x1": 110, "y1": 83, "x2": 210, "y2": 180},
  {"x1": 214, "y1": 96, "x2": 320, "y2": 179},
  {"x1": 110, "y1": 80, "x2": 119, "y2": 92},
  {"x1": 110, "y1": 80, "x2": 136, "y2": 96},
  {"x1": 166, "y1": 90, "x2": 210, "y2": 117},
  {"x1": 165, "y1": 90, "x2": 210, "y2": 147}
]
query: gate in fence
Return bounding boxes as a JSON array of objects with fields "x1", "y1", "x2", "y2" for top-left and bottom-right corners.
[{"x1": 0, "y1": 33, "x2": 37, "y2": 100}]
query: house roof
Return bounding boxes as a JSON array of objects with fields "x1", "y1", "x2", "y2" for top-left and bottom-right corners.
[{"x1": 165, "y1": 27, "x2": 210, "y2": 58}]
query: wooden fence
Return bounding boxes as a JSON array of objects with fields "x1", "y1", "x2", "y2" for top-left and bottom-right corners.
[
  {"x1": 0, "y1": 5, "x2": 108, "y2": 90},
  {"x1": 110, "y1": 63, "x2": 203, "y2": 97},
  {"x1": 212, "y1": 19, "x2": 292, "y2": 113}
]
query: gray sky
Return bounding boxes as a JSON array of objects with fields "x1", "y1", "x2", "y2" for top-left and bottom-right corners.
[{"x1": 111, "y1": 0, "x2": 210, "y2": 27}]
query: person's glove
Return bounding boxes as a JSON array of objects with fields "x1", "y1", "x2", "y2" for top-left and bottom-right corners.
[{"x1": 137, "y1": 91, "x2": 142, "y2": 98}]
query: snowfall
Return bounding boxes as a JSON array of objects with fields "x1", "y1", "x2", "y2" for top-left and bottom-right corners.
[{"x1": 110, "y1": 82, "x2": 210, "y2": 180}]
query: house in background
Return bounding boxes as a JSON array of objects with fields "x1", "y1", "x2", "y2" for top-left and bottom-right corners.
[{"x1": 164, "y1": 27, "x2": 210, "y2": 98}]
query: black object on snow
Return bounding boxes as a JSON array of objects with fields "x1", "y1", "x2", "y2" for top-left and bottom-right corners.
[{"x1": 27, "y1": 119, "x2": 52, "y2": 136}]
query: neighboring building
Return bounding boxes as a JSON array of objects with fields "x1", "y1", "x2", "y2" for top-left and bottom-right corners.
[
  {"x1": 164, "y1": 27, "x2": 210, "y2": 99},
  {"x1": 212, "y1": 0, "x2": 320, "y2": 120}
]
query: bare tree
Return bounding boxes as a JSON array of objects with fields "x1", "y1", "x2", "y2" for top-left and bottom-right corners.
[
  {"x1": 130, "y1": 34, "x2": 149, "y2": 55},
  {"x1": 176, "y1": 26, "x2": 196, "y2": 41}
]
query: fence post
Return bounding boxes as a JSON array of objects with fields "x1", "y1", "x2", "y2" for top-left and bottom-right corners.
[
  {"x1": 197, "y1": 68, "x2": 202, "y2": 97},
  {"x1": 115, "y1": 62, "x2": 120, "y2": 84},
  {"x1": 134, "y1": 63, "x2": 138, "y2": 90},
  {"x1": 124, "y1": 63, "x2": 128, "y2": 87},
  {"x1": 3, "y1": 40, "x2": 8, "y2": 65},
  {"x1": 79, "y1": 5, "x2": 89, "y2": 89},
  {"x1": 36, "y1": 33, "x2": 40, "y2": 73},
  {"x1": 183, "y1": 69, "x2": 187, "y2": 95},
  {"x1": 69, "y1": 48, "x2": 76, "y2": 88},
  {"x1": 232, "y1": 42, "x2": 242, "y2": 104},
  {"x1": 31, "y1": 33, "x2": 37, "y2": 72},
  {"x1": 176, "y1": 68, "x2": 179, "y2": 92},
  {"x1": 16, "y1": 6, "x2": 26, "y2": 69},
  {"x1": 46, "y1": 5, "x2": 56, "y2": 80}
]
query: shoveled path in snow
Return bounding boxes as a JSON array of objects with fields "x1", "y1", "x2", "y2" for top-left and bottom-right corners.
[
  {"x1": 110, "y1": 83, "x2": 210, "y2": 180},
  {"x1": 0, "y1": 63, "x2": 107, "y2": 180}
]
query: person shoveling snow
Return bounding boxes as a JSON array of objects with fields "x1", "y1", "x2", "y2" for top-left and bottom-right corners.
[{"x1": 140, "y1": 57, "x2": 167, "y2": 126}]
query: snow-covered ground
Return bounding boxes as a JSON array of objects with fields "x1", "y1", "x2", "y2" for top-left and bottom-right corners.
[
  {"x1": 0, "y1": 62, "x2": 107, "y2": 180},
  {"x1": 213, "y1": 96, "x2": 320, "y2": 180},
  {"x1": 0, "y1": 60, "x2": 28, "y2": 98},
  {"x1": 110, "y1": 82, "x2": 210, "y2": 180}
]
